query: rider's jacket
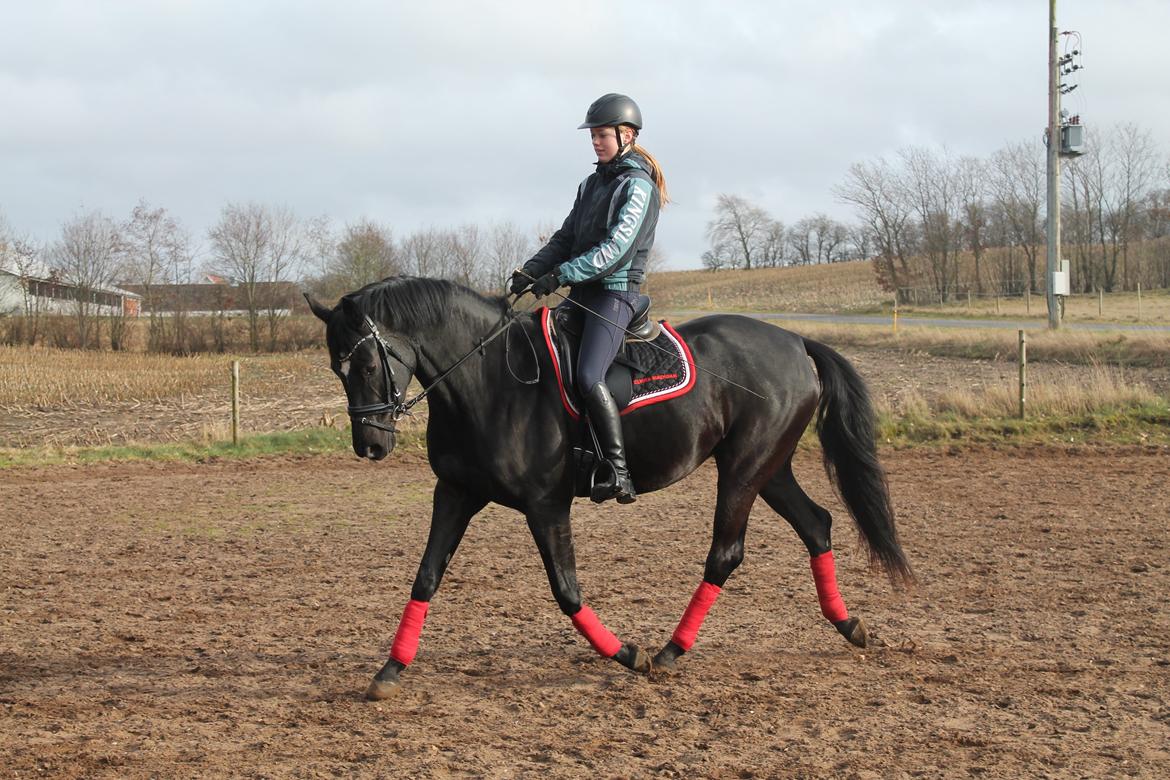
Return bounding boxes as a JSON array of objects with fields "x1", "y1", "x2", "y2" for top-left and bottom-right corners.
[{"x1": 522, "y1": 151, "x2": 660, "y2": 292}]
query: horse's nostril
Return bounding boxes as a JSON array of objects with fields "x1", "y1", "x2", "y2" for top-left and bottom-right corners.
[{"x1": 367, "y1": 444, "x2": 385, "y2": 461}]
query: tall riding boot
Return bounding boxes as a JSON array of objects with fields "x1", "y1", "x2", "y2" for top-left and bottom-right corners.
[{"x1": 585, "y1": 382, "x2": 637, "y2": 504}]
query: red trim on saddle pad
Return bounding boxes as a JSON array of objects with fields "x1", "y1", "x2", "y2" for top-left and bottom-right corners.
[
  {"x1": 389, "y1": 599, "x2": 430, "y2": 666},
  {"x1": 810, "y1": 551, "x2": 849, "y2": 623},
  {"x1": 571, "y1": 604, "x2": 623, "y2": 657},
  {"x1": 541, "y1": 307, "x2": 579, "y2": 420},
  {"x1": 539, "y1": 306, "x2": 697, "y2": 420},
  {"x1": 671, "y1": 581, "x2": 722, "y2": 651}
]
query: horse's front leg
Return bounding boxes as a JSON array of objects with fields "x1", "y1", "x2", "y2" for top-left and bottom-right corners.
[
  {"x1": 526, "y1": 505, "x2": 651, "y2": 674},
  {"x1": 366, "y1": 480, "x2": 486, "y2": 700}
]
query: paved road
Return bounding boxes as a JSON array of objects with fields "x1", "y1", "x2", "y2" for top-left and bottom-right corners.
[{"x1": 665, "y1": 310, "x2": 1170, "y2": 333}]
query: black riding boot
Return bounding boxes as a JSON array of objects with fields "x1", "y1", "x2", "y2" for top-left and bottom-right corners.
[{"x1": 585, "y1": 382, "x2": 637, "y2": 504}]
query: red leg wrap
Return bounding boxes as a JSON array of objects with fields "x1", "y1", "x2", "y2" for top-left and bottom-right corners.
[
  {"x1": 389, "y1": 599, "x2": 430, "y2": 666},
  {"x1": 571, "y1": 605, "x2": 623, "y2": 658},
  {"x1": 671, "y1": 581, "x2": 722, "y2": 652},
  {"x1": 810, "y1": 551, "x2": 849, "y2": 623}
]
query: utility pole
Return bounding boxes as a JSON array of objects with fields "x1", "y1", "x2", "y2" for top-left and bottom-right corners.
[{"x1": 1045, "y1": 0, "x2": 1062, "y2": 330}]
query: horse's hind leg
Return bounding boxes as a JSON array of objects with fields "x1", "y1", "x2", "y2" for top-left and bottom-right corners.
[
  {"x1": 759, "y1": 463, "x2": 868, "y2": 648},
  {"x1": 366, "y1": 480, "x2": 487, "y2": 700},
  {"x1": 653, "y1": 474, "x2": 758, "y2": 671},
  {"x1": 526, "y1": 504, "x2": 651, "y2": 674}
]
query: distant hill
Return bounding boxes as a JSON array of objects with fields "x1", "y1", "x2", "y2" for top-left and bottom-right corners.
[{"x1": 644, "y1": 260, "x2": 886, "y2": 313}]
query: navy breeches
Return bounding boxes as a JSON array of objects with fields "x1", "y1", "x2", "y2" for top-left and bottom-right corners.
[{"x1": 562, "y1": 287, "x2": 639, "y2": 396}]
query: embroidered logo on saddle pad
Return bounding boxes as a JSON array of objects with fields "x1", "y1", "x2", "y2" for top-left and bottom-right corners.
[{"x1": 540, "y1": 307, "x2": 697, "y2": 419}]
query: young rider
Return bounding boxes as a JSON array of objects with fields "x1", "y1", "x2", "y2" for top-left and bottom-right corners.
[{"x1": 511, "y1": 93, "x2": 669, "y2": 504}]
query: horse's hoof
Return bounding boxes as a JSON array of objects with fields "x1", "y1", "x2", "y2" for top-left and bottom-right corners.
[
  {"x1": 614, "y1": 643, "x2": 652, "y2": 674},
  {"x1": 365, "y1": 677, "x2": 400, "y2": 701},
  {"x1": 651, "y1": 641, "x2": 683, "y2": 674},
  {"x1": 365, "y1": 658, "x2": 405, "y2": 700},
  {"x1": 835, "y1": 617, "x2": 869, "y2": 648}
]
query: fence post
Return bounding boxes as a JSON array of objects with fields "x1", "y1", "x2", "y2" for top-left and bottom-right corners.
[
  {"x1": 995, "y1": 295, "x2": 1001, "y2": 315},
  {"x1": 1026, "y1": 289, "x2": 1031, "y2": 315},
  {"x1": 893, "y1": 299, "x2": 899, "y2": 334},
  {"x1": 1098, "y1": 287, "x2": 1103, "y2": 317},
  {"x1": 1018, "y1": 330, "x2": 1027, "y2": 420},
  {"x1": 1138, "y1": 283, "x2": 1143, "y2": 320},
  {"x1": 231, "y1": 360, "x2": 240, "y2": 445}
]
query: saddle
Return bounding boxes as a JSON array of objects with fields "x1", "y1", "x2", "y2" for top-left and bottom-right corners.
[
  {"x1": 550, "y1": 294, "x2": 660, "y2": 412},
  {"x1": 539, "y1": 298, "x2": 697, "y2": 498}
]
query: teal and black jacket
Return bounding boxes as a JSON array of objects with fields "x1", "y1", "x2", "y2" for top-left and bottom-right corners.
[{"x1": 522, "y1": 151, "x2": 660, "y2": 292}]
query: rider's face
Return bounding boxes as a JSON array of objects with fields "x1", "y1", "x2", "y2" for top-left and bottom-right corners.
[{"x1": 590, "y1": 126, "x2": 627, "y2": 164}]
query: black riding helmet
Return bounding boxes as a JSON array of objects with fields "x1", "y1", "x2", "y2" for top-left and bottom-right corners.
[
  {"x1": 578, "y1": 93, "x2": 642, "y2": 160},
  {"x1": 577, "y1": 93, "x2": 643, "y2": 130}
]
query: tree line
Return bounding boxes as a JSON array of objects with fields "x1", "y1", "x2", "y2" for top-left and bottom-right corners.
[
  {"x1": 707, "y1": 121, "x2": 1170, "y2": 302},
  {"x1": 0, "y1": 202, "x2": 547, "y2": 352}
]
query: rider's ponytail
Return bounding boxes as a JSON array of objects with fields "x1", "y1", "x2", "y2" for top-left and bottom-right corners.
[{"x1": 632, "y1": 143, "x2": 670, "y2": 207}]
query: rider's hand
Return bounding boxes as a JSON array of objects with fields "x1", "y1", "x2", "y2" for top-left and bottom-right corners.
[
  {"x1": 530, "y1": 271, "x2": 561, "y2": 299},
  {"x1": 509, "y1": 269, "x2": 532, "y2": 296}
]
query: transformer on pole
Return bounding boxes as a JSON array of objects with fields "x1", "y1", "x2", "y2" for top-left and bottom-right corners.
[{"x1": 1046, "y1": 0, "x2": 1085, "y2": 330}]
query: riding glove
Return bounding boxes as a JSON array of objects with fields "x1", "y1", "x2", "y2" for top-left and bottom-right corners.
[
  {"x1": 509, "y1": 269, "x2": 532, "y2": 296},
  {"x1": 530, "y1": 271, "x2": 561, "y2": 299}
]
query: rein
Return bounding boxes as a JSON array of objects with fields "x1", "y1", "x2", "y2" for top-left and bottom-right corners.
[{"x1": 343, "y1": 300, "x2": 535, "y2": 432}]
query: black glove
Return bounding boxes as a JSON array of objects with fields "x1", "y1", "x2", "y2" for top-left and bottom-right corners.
[
  {"x1": 530, "y1": 271, "x2": 561, "y2": 299},
  {"x1": 509, "y1": 269, "x2": 532, "y2": 296}
]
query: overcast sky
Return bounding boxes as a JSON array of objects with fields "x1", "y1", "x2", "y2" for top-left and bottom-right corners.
[{"x1": 2, "y1": 1, "x2": 1168, "y2": 272}]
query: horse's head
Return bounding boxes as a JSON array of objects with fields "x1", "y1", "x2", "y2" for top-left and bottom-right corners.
[{"x1": 307, "y1": 292, "x2": 417, "y2": 461}]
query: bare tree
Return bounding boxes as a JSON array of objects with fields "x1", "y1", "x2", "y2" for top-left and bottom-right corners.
[
  {"x1": 757, "y1": 218, "x2": 786, "y2": 267},
  {"x1": 902, "y1": 146, "x2": 964, "y2": 302},
  {"x1": 701, "y1": 239, "x2": 735, "y2": 271},
  {"x1": 956, "y1": 156, "x2": 989, "y2": 294},
  {"x1": 787, "y1": 217, "x2": 815, "y2": 265},
  {"x1": 989, "y1": 141, "x2": 1045, "y2": 294},
  {"x1": 1107, "y1": 123, "x2": 1160, "y2": 289},
  {"x1": 52, "y1": 211, "x2": 123, "y2": 349},
  {"x1": 835, "y1": 158, "x2": 917, "y2": 296},
  {"x1": 0, "y1": 213, "x2": 45, "y2": 344},
  {"x1": 333, "y1": 218, "x2": 399, "y2": 292},
  {"x1": 485, "y1": 221, "x2": 531, "y2": 293},
  {"x1": 207, "y1": 203, "x2": 305, "y2": 351},
  {"x1": 122, "y1": 200, "x2": 191, "y2": 351},
  {"x1": 401, "y1": 228, "x2": 447, "y2": 278},
  {"x1": 706, "y1": 194, "x2": 772, "y2": 269},
  {"x1": 447, "y1": 223, "x2": 483, "y2": 287}
]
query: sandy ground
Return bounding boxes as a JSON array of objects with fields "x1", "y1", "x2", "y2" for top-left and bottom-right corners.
[{"x1": 2, "y1": 444, "x2": 1168, "y2": 778}]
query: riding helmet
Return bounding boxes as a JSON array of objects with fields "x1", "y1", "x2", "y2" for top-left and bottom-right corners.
[{"x1": 577, "y1": 93, "x2": 643, "y2": 130}]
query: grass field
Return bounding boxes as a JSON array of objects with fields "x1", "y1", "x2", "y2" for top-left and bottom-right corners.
[{"x1": 3, "y1": 262, "x2": 1168, "y2": 462}]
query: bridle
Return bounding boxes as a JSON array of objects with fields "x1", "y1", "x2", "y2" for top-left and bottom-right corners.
[
  {"x1": 338, "y1": 315, "x2": 413, "y2": 432},
  {"x1": 338, "y1": 304, "x2": 537, "y2": 434}
]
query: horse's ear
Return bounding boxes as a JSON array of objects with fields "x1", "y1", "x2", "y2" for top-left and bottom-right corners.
[{"x1": 304, "y1": 292, "x2": 333, "y2": 323}]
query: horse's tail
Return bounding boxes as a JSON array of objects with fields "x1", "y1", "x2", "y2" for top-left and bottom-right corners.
[{"x1": 802, "y1": 337, "x2": 914, "y2": 585}]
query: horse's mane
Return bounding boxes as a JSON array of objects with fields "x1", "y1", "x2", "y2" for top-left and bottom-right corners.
[{"x1": 342, "y1": 276, "x2": 508, "y2": 333}]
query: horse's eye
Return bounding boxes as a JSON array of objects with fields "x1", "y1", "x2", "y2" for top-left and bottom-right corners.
[{"x1": 363, "y1": 364, "x2": 377, "y2": 377}]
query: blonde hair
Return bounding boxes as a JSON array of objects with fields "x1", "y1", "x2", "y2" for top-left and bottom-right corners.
[
  {"x1": 615, "y1": 126, "x2": 669, "y2": 206},
  {"x1": 632, "y1": 143, "x2": 670, "y2": 207}
]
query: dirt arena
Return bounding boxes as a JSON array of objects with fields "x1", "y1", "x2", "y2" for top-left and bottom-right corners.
[{"x1": 2, "y1": 443, "x2": 1167, "y2": 778}]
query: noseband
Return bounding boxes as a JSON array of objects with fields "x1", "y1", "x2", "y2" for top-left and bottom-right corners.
[{"x1": 339, "y1": 315, "x2": 412, "y2": 432}]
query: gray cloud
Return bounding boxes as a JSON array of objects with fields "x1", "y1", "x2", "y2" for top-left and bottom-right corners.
[{"x1": 2, "y1": 1, "x2": 1167, "y2": 270}]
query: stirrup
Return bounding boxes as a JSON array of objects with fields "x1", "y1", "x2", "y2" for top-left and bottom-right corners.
[{"x1": 590, "y1": 460, "x2": 637, "y2": 504}]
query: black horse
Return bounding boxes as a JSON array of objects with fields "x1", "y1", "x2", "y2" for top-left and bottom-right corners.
[{"x1": 306, "y1": 276, "x2": 912, "y2": 700}]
